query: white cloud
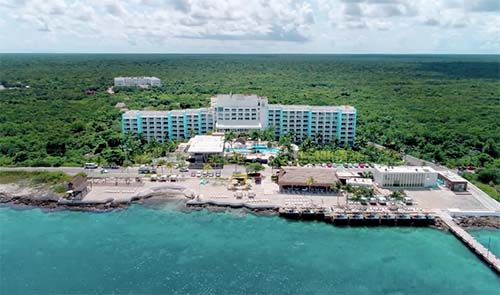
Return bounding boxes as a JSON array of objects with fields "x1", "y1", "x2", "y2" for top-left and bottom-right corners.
[{"x1": 0, "y1": 0, "x2": 498, "y2": 53}]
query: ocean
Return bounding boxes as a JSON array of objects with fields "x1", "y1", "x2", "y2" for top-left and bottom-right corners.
[{"x1": 1, "y1": 205, "x2": 499, "y2": 294}]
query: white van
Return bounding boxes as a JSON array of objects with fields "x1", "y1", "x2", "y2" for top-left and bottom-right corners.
[{"x1": 84, "y1": 163, "x2": 98, "y2": 169}]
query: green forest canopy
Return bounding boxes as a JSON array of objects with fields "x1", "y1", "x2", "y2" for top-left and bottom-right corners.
[{"x1": 0, "y1": 54, "x2": 499, "y2": 196}]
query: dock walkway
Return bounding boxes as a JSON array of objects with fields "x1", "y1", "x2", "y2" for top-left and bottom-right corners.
[{"x1": 438, "y1": 211, "x2": 500, "y2": 275}]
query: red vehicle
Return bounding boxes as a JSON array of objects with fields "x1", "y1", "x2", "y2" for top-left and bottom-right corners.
[
  {"x1": 326, "y1": 162, "x2": 333, "y2": 168},
  {"x1": 359, "y1": 163, "x2": 365, "y2": 168},
  {"x1": 190, "y1": 171, "x2": 196, "y2": 177}
]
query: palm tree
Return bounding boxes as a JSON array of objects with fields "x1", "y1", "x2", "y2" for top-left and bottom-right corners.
[
  {"x1": 250, "y1": 129, "x2": 261, "y2": 141},
  {"x1": 305, "y1": 176, "x2": 316, "y2": 194},
  {"x1": 202, "y1": 163, "x2": 212, "y2": 173},
  {"x1": 165, "y1": 162, "x2": 174, "y2": 174},
  {"x1": 225, "y1": 130, "x2": 236, "y2": 148},
  {"x1": 262, "y1": 127, "x2": 275, "y2": 141}
]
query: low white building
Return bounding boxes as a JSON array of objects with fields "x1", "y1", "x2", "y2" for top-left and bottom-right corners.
[
  {"x1": 346, "y1": 178, "x2": 373, "y2": 188},
  {"x1": 114, "y1": 76, "x2": 161, "y2": 87},
  {"x1": 185, "y1": 135, "x2": 224, "y2": 169},
  {"x1": 373, "y1": 165, "x2": 437, "y2": 188}
]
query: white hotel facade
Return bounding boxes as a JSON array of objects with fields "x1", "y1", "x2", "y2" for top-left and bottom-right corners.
[
  {"x1": 122, "y1": 94, "x2": 357, "y2": 145},
  {"x1": 114, "y1": 77, "x2": 161, "y2": 87}
]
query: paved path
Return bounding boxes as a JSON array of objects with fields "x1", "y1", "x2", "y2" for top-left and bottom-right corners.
[{"x1": 438, "y1": 211, "x2": 500, "y2": 275}]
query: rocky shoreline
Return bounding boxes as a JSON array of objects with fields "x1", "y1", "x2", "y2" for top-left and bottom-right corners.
[
  {"x1": 0, "y1": 184, "x2": 279, "y2": 215},
  {"x1": 2, "y1": 184, "x2": 499, "y2": 230},
  {"x1": 454, "y1": 216, "x2": 500, "y2": 229}
]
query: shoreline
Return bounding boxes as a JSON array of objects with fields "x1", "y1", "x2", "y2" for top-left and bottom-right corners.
[{"x1": 2, "y1": 184, "x2": 499, "y2": 231}]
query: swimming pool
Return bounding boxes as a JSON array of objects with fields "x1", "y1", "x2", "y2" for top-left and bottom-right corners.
[{"x1": 226, "y1": 144, "x2": 280, "y2": 154}]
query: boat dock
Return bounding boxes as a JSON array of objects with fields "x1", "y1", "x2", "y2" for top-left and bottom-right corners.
[
  {"x1": 277, "y1": 207, "x2": 436, "y2": 226},
  {"x1": 438, "y1": 211, "x2": 500, "y2": 275}
]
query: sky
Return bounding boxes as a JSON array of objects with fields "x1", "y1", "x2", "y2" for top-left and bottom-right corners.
[{"x1": 0, "y1": 0, "x2": 499, "y2": 54}]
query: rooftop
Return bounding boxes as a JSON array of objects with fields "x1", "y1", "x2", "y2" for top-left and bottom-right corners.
[
  {"x1": 115, "y1": 76, "x2": 160, "y2": 80},
  {"x1": 269, "y1": 104, "x2": 356, "y2": 112},
  {"x1": 374, "y1": 165, "x2": 437, "y2": 174},
  {"x1": 336, "y1": 171, "x2": 360, "y2": 179},
  {"x1": 346, "y1": 178, "x2": 373, "y2": 185},
  {"x1": 438, "y1": 171, "x2": 468, "y2": 182},
  {"x1": 123, "y1": 108, "x2": 210, "y2": 119},
  {"x1": 211, "y1": 94, "x2": 266, "y2": 107},
  {"x1": 186, "y1": 135, "x2": 224, "y2": 154},
  {"x1": 278, "y1": 167, "x2": 339, "y2": 187}
]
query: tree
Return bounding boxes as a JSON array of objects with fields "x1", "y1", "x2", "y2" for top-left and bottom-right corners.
[
  {"x1": 46, "y1": 137, "x2": 66, "y2": 157},
  {"x1": 389, "y1": 190, "x2": 406, "y2": 200},
  {"x1": 262, "y1": 127, "x2": 275, "y2": 141},
  {"x1": 208, "y1": 154, "x2": 224, "y2": 168},
  {"x1": 305, "y1": 176, "x2": 316, "y2": 192},
  {"x1": 224, "y1": 130, "x2": 236, "y2": 148},
  {"x1": 250, "y1": 129, "x2": 261, "y2": 141},
  {"x1": 165, "y1": 162, "x2": 175, "y2": 174},
  {"x1": 482, "y1": 138, "x2": 499, "y2": 158},
  {"x1": 246, "y1": 162, "x2": 264, "y2": 174},
  {"x1": 202, "y1": 163, "x2": 212, "y2": 172},
  {"x1": 101, "y1": 148, "x2": 125, "y2": 165}
]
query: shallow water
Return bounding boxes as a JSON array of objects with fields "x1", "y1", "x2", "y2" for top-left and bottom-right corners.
[
  {"x1": 1, "y1": 205, "x2": 499, "y2": 294},
  {"x1": 470, "y1": 228, "x2": 500, "y2": 258}
]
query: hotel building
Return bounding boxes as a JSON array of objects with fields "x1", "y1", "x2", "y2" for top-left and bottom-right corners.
[
  {"x1": 114, "y1": 77, "x2": 161, "y2": 87},
  {"x1": 122, "y1": 94, "x2": 356, "y2": 145}
]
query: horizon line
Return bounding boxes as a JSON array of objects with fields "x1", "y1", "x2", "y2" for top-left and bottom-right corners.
[{"x1": 1, "y1": 52, "x2": 499, "y2": 56}]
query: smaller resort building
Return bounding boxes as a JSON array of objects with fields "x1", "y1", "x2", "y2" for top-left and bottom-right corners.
[
  {"x1": 373, "y1": 165, "x2": 437, "y2": 188},
  {"x1": 346, "y1": 177, "x2": 373, "y2": 188},
  {"x1": 114, "y1": 76, "x2": 161, "y2": 87},
  {"x1": 438, "y1": 171, "x2": 468, "y2": 192},
  {"x1": 185, "y1": 135, "x2": 224, "y2": 169},
  {"x1": 65, "y1": 175, "x2": 89, "y2": 200},
  {"x1": 277, "y1": 167, "x2": 339, "y2": 194}
]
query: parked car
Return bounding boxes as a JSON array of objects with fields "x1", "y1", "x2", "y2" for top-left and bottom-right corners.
[
  {"x1": 160, "y1": 175, "x2": 168, "y2": 182},
  {"x1": 215, "y1": 170, "x2": 221, "y2": 177},
  {"x1": 208, "y1": 171, "x2": 214, "y2": 177},
  {"x1": 179, "y1": 167, "x2": 189, "y2": 172},
  {"x1": 359, "y1": 163, "x2": 365, "y2": 168},
  {"x1": 100, "y1": 169, "x2": 108, "y2": 174},
  {"x1": 369, "y1": 197, "x2": 377, "y2": 205},
  {"x1": 326, "y1": 162, "x2": 333, "y2": 168},
  {"x1": 84, "y1": 163, "x2": 98, "y2": 169},
  {"x1": 139, "y1": 166, "x2": 156, "y2": 174},
  {"x1": 190, "y1": 171, "x2": 196, "y2": 177},
  {"x1": 103, "y1": 164, "x2": 119, "y2": 169},
  {"x1": 196, "y1": 172, "x2": 202, "y2": 177},
  {"x1": 404, "y1": 197, "x2": 413, "y2": 205},
  {"x1": 377, "y1": 196, "x2": 387, "y2": 205},
  {"x1": 202, "y1": 171, "x2": 208, "y2": 177},
  {"x1": 343, "y1": 163, "x2": 349, "y2": 168},
  {"x1": 150, "y1": 174, "x2": 158, "y2": 182},
  {"x1": 360, "y1": 197, "x2": 368, "y2": 205}
]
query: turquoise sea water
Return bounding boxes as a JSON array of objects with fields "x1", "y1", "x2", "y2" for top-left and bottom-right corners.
[
  {"x1": 470, "y1": 229, "x2": 500, "y2": 258},
  {"x1": 1, "y1": 205, "x2": 499, "y2": 294}
]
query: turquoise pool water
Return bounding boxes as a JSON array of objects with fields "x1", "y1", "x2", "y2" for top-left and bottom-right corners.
[
  {"x1": 1, "y1": 205, "x2": 499, "y2": 294},
  {"x1": 226, "y1": 144, "x2": 280, "y2": 153}
]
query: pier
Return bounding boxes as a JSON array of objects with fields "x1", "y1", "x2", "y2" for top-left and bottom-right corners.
[{"x1": 438, "y1": 211, "x2": 500, "y2": 275}]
